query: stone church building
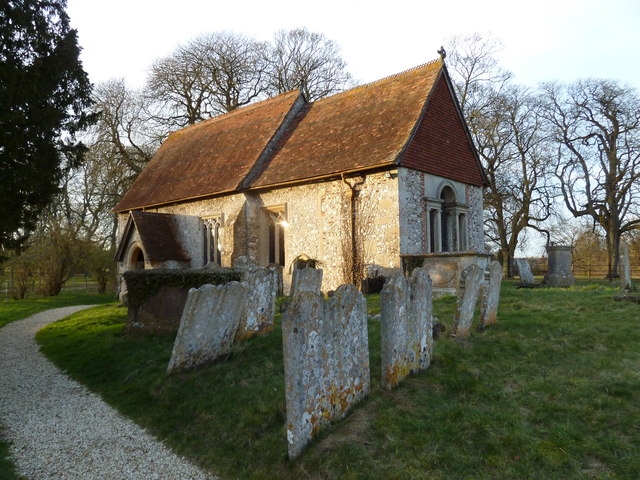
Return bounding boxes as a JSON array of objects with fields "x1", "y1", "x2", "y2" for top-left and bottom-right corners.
[{"x1": 114, "y1": 58, "x2": 488, "y2": 292}]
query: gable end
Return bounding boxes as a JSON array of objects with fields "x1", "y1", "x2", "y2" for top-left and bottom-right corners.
[{"x1": 398, "y1": 70, "x2": 485, "y2": 186}]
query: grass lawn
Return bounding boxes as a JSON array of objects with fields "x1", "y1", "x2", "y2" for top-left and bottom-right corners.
[
  {"x1": 36, "y1": 282, "x2": 640, "y2": 479},
  {"x1": 0, "y1": 436, "x2": 22, "y2": 480},
  {"x1": 0, "y1": 290, "x2": 115, "y2": 328}
]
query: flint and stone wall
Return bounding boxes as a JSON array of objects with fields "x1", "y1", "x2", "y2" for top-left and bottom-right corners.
[
  {"x1": 117, "y1": 168, "x2": 485, "y2": 293},
  {"x1": 117, "y1": 172, "x2": 401, "y2": 292},
  {"x1": 282, "y1": 284, "x2": 370, "y2": 459}
]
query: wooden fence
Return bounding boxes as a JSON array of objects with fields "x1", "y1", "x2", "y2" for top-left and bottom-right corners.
[{"x1": 0, "y1": 273, "x2": 99, "y2": 300}]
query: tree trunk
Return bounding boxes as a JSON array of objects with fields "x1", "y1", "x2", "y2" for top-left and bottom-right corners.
[{"x1": 606, "y1": 227, "x2": 620, "y2": 280}]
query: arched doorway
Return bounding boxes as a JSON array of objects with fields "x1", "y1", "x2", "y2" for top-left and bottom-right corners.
[{"x1": 129, "y1": 245, "x2": 146, "y2": 270}]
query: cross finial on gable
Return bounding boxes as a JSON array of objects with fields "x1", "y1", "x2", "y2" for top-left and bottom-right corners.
[{"x1": 437, "y1": 46, "x2": 447, "y2": 61}]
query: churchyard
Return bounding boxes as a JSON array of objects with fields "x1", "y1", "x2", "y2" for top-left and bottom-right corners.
[{"x1": 30, "y1": 278, "x2": 640, "y2": 480}]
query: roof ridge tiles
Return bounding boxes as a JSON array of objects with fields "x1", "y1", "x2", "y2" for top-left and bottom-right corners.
[{"x1": 314, "y1": 58, "x2": 442, "y2": 104}]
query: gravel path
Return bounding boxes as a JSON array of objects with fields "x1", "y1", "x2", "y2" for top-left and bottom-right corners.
[{"x1": 0, "y1": 306, "x2": 217, "y2": 480}]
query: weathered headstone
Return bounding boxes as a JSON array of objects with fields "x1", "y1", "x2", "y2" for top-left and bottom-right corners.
[
  {"x1": 233, "y1": 255, "x2": 252, "y2": 271},
  {"x1": 515, "y1": 258, "x2": 535, "y2": 284},
  {"x1": 380, "y1": 269, "x2": 433, "y2": 389},
  {"x1": 282, "y1": 284, "x2": 369, "y2": 459},
  {"x1": 167, "y1": 281, "x2": 246, "y2": 374},
  {"x1": 620, "y1": 242, "x2": 633, "y2": 291},
  {"x1": 479, "y1": 261, "x2": 502, "y2": 328},
  {"x1": 454, "y1": 264, "x2": 483, "y2": 337},
  {"x1": 290, "y1": 265, "x2": 323, "y2": 298},
  {"x1": 233, "y1": 258, "x2": 278, "y2": 341},
  {"x1": 544, "y1": 245, "x2": 575, "y2": 287},
  {"x1": 267, "y1": 263, "x2": 284, "y2": 296}
]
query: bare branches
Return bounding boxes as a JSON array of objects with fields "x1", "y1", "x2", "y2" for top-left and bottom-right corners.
[
  {"x1": 267, "y1": 28, "x2": 352, "y2": 101},
  {"x1": 541, "y1": 79, "x2": 640, "y2": 277},
  {"x1": 447, "y1": 33, "x2": 554, "y2": 276},
  {"x1": 146, "y1": 28, "x2": 352, "y2": 128}
]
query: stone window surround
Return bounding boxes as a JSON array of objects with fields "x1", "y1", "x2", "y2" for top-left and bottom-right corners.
[
  {"x1": 202, "y1": 214, "x2": 223, "y2": 266},
  {"x1": 424, "y1": 197, "x2": 469, "y2": 253},
  {"x1": 262, "y1": 204, "x2": 287, "y2": 267}
]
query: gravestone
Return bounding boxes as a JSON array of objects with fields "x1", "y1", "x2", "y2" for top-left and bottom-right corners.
[
  {"x1": 290, "y1": 265, "x2": 323, "y2": 298},
  {"x1": 233, "y1": 259, "x2": 278, "y2": 341},
  {"x1": 515, "y1": 258, "x2": 535, "y2": 284},
  {"x1": 454, "y1": 264, "x2": 483, "y2": 337},
  {"x1": 167, "y1": 281, "x2": 246, "y2": 374},
  {"x1": 282, "y1": 284, "x2": 369, "y2": 459},
  {"x1": 268, "y1": 263, "x2": 284, "y2": 296},
  {"x1": 620, "y1": 242, "x2": 633, "y2": 291},
  {"x1": 380, "y1": 269, "x2": 433, "y2": 389},
  {"x1": 544, "y1": 245, "x2": 575, "y2": 287},
  {"x1": 479, "y1": 261, "x2": 502, "y2": 328}
]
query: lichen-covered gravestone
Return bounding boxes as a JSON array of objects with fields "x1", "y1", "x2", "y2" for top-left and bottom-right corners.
[
  {"x1": 380, "y1": 269, "x2": 433, "y2": 389},
  {"x1": 282, "y1": 284, "x2": 369, "y2": 459},
  {"x1": 479, "y1": 261, "x2": 502, "y2": 328},
  {"x1": 233, "y1": 259, "x2": 278, "y2": 341},
  {"x1": 620, "y1": 242, "x2": 633, "y2": 291},
  {"x1": 290, "y1": 265, "x2": 323, "y2": 297},
  {"x1": 167, "y1": 281, "x2": 246, "y2": 374},
  {"x1": 453, "y1": 264, "x2": 483, "y2": 337},
  {"x1": 515, "y1": 258, "x2": 535, "y2": 284}
]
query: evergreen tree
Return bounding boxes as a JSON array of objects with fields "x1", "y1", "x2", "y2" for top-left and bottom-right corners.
[{"x1": 0, "y1": 0, "x2": 94, "y2": 251}]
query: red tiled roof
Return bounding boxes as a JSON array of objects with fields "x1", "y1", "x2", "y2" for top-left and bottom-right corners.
[
  {"x1": 114, "y1": 90, "x2": 302, "y2": 212},
  {"x1": 400, "y1": 72, "x2": 485, "y2": 186},
  {"x1": 114, "y1": 59, "x2": 484, "y2": 212},
  {"x1": 251, "y1": 61, "x2": 443, "y2": 188}
]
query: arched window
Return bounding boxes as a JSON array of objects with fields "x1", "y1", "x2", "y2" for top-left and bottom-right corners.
[
  {"x1": 440, "y1": 186, "x2": 456, "y2": 252},
  {"x1": 203, "y1": 217, "x2": 222, "y2": 266},
  {"x1": 425, "y1": 182, "x2": 469, "y2": 254}
]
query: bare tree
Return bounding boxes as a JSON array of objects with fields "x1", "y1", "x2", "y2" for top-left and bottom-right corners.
[
  {"x1": 446, "y1": 33, "x2": 554, "y2": 276},
  {"x1": 267, "y1": 28, "x2": 352, "y2": 101},
  {"x1": 148, "y1": 31, "x2": 269, "y2": 126},
  {"x1": 542, "y1": 79, "x2": 640, "y2": 278},
  {"x1": 479, "y1": 86, "x2": 556, "y2": 275},
  {"x1": 93, "y1": 79, "x2": 157, "y2": 175},
  {"x1": 147, "y1": 48, "x2": 214, "y2": 126},
  {"x1": 192, "y1": 32, "x2": 269, "y2": 114},
  {"x1": 445, "y1": 32, "x2": 512, "y2": 117}
]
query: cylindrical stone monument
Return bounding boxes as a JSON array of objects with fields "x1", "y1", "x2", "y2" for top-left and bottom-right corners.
[{"x1": 544, "y1": 245, "x2": 575, "y2": 287}]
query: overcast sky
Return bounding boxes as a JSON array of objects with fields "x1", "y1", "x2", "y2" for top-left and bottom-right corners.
[{"x1": 67, "y1": 0, "x2": 640, "y2": 92}]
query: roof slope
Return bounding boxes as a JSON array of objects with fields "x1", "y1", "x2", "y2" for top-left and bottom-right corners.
[
  {"x1": 114, "y1": 58, "x2": 483, "y2": 212},
  {"x1": 114, "y1": 90, "x2": 301, "y2": 212},
  {"x1": 251, "y1": 60, "x2": 442, "y2": 188},
  {"x1": 114, "y1": 211, "x2": 190, "y2": 262}
]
